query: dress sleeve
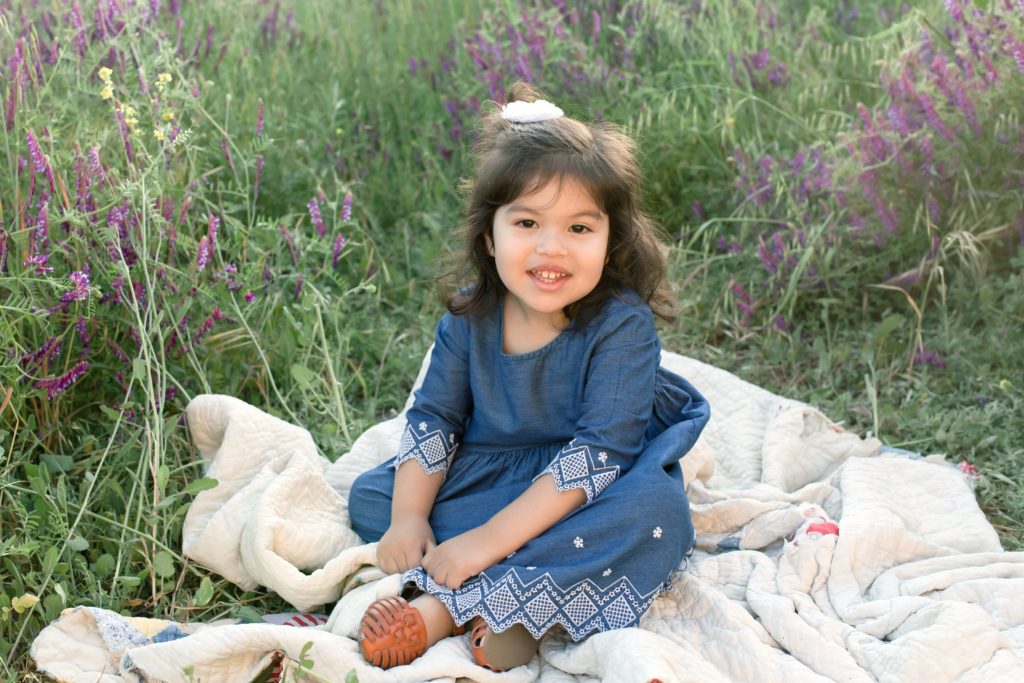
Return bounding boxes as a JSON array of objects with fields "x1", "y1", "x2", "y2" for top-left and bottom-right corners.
[
  {"x1": 392, "y1": 313, "x2": 472, "y2": 476},
  {"x1": 536, "y1": 304, "x2": 659, "y2": 505}
]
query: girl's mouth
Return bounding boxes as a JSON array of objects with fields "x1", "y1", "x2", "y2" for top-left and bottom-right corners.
[{"x1": 530, "y1": 269, "x2": 569, "y2": 284}]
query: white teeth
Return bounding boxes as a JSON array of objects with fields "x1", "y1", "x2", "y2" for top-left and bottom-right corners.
[{"x1": 533, "y1": 270, "x2": 567, "y2": 281}]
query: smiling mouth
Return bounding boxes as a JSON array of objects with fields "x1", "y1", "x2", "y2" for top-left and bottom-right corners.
[{"x1": 530, "y1": 270, "x2": 569, "y2": 283}]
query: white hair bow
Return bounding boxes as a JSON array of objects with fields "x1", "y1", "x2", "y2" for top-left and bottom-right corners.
[{"x1": 500, "y1": 99, "x2": 564, "y2": 123}]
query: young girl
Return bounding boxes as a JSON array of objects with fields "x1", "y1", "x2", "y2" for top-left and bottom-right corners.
[{"x1": 348, "y1": 83, "x2": 710, "y2": 671}]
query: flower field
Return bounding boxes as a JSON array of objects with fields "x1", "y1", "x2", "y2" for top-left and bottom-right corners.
[{"x1": 1, "y1": 0, "x2": 1022, "y2": 676}]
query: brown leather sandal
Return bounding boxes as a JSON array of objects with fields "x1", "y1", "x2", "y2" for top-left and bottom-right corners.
[
  {"x1": 470, "y1": 617, "x2": 540, "y2": 671},
  {"x1": 358, "y1": 595, "x2": 467, "y2": 669}
]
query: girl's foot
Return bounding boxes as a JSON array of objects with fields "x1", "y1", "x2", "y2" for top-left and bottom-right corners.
[
  {"x1": 358, "y1": 594, "x2": 459, "y2": 669},
  {"x1": 470, "y1": 618, "x2": 540, "y2": 671}
]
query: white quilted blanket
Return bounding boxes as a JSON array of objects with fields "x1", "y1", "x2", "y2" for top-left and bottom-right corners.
[{"x1": 32, "y1": 352, "x2": 1024, "y2": 682}]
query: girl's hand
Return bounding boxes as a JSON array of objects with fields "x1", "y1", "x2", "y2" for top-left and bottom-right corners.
[
  {"x1": 376, "y1": 516, "x2": 436, "y2": 575},
  {"x1": 421, "y1": 527, "x2": 502, "y2": 590}
]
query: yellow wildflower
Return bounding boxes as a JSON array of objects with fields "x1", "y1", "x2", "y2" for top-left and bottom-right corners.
[
  {"x1": 154, "y1": 129, "x2": 165, "y2": 141},
  {"x1": 156, "y1": 72, "x2": 172, "y2": 92},
  {"x1": 98, "y1": 67, "x2": 112, "y2": 83},
  {"x1": 100, "y1": 84, "x2": 113, "y2": 100},
  {"x1": 162, "y1": 111, "x2": 175, "y2": 121},
  {"x1": 12, "y1": 594, "x2": 39, "y2": 614},
  {"x1": 124, "y1": 105, "x2": 136, "y2": 117}
]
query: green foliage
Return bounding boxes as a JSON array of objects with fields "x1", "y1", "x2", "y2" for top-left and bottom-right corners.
[{"x1": 1, "y1": 0, "x2": 1021, "y2": 678}]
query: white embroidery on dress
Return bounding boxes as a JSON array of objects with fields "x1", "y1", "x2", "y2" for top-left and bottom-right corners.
[
  {"x1": 573, "y1": 536, "x2": 584, "y2": 549},
  {"x1": 652, "y1": 527, "x2": 663, "y2": 539},
  {"x1": 404, "y1": 566, "x2": 667, "y2": 640},
  {"x1": 541, "y1": 443, "x2": 620, "y2": 504},
  {"x1": 602, "y1": 568, "x2": 612, "y2": 577},
  {"x1": 393, "y1": 422, "x2": 459, "y2": 474}
]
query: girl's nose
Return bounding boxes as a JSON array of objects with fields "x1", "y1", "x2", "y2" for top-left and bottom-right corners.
[{"x1": 535, "y1": 228, "x2": 567, "y2": 256}]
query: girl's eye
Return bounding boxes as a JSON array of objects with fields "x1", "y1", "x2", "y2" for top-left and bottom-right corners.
[
  {"x1": 569, "y1": 224, "x2": 591, "y2": 234},
  {"x1": 516, "y1": 219, "x2": 537, "y2": 228}
]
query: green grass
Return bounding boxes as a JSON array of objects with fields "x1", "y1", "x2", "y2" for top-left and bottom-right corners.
[{"x1": 1, "y1": 0, "x2": 1022, "y2": 677}]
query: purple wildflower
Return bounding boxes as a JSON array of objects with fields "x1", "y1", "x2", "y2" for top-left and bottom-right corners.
[
  {"x1": 256, "y1": 98, "x2": 264, "y2": 136},
  {"x1": 61, "y1": 271, "x2": 91, "y2": 303},
  {"x1": 35, "y1": 361, "x2": 90, "y2": 399},
  {"x1": 76, "y1": 317, "x2": 89, "y2": 346},
  {"x1": 730, "y1": 281, "x2": 756, "y2": 326},
  {"x1": 332, "y1": 233, "x2": 347, "y2": 268},
  {"x1": 207, "y1": 213, "x2": 220, "y2": 250},
  {"x1": 691, "y1": 200, "x2": 705, "y2": 222},
  {"x1": 1008, "y1": 38, "x2": 1024, "y2": 73},
  {"x1": 197, "y1": 235, "x2": 211, "y2": 271},
  {"x1": 245, "y1": 290, "x2": 256, "y2": 302},
  {"x1": 278, "y1": 224, "x2": 298, "y2": 267},
  {"x1": 913, "y1": 344, "x2": 947, "y2": 368},
  {"x1": 20, "y1": 337, "x2": 62, "y2": 370},
  {"x1": 70, "y1": 2, "x2": 88, "y2": 56},
  {"x1": 945, "y1": 0, "x2": 964, "y2": 22},
  {"x1": 24, "y1": 254, "x2": 54, "y2": 275},
  {"x1": 114, "y1": 107, "x2": 134, "y2": 162},
  {"x1": 773, "y1": 314, "x2": 788, "y2": 333},
  {"x1": 916, "y1": 92, "x2": 957, "y2": 142},
  {"x1": 294, "y1": 275, "x2": 304, "y2": 299},
  {"x1": 592, "y1": 11, "x2": 601, "y2": 40},
  {"x1": 194, "y1": 316, "x2": 215, "y2": 345},
  {"x1": 25, "y1": 130, "x2": 54, "y2": 189},
  {"x1": 340, "y1": 193, "x2": 353, "y2": 221},
  {"x1": 308, "y1": 197, "x2": 326, "y2": 237}
]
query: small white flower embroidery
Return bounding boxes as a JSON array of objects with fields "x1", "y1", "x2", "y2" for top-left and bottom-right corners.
[
  {"x1": 527, "y1": 566, "x2": 537, "y2": 571},
  {"x1": 506, "y1": 551, "x2": 516, "y2": 559},
  {"x1": 653, "y1": 527, "x2": 663, "y2": 539},
  {"x1": 418, "y1": 421, "x2": 427, "y2": 432},
  {"x1": 598, "y1": 452, "x2": 608, "y2": 464},
  {"x1": 602, "y1": 568, "x2": 612, "y2": 577},
  {"x1": 573, "y1": 536, "x2": 584, "y2": 549}
]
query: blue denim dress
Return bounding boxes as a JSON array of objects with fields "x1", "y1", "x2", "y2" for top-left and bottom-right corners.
[{"x1": 348, "y1": 291, "x2": 710, "y2": 641}]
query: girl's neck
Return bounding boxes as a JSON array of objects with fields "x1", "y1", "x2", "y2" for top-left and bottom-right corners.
[{"x1": 501, "y1": 294, "x2": 569, "y2": 355}]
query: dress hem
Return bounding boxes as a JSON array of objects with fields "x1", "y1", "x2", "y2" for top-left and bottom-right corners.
[{"x1": 402, "y1": 566, "x2": 668, "y2": 641}]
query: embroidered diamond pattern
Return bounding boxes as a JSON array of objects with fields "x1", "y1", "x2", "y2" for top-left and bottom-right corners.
[
  {"x1": 524, "y1": 592, "x2": 558, "y2": 626},
  {"x1": 563, "y1": 593, "x2": 598, "y2": 626},
  {"x1": 419, "y1": 434, "x2": 449, "y2": 465},
  {"x1": 592, "y1": 470, "x2": 618, "y2": 496},
  {"x1": 455, "y1": 586, "x2": 482, "y2": 612},
  {"x1": 399, "y1": 427, "x2": 414, "y2": 455},
  {"x1": 603, "y1": 595, "x2": 637, "y2": 629},
  {"x1": 405, "y1": 569, "x2": 663, "y2": 641},
  {"x1": 558, "y1": 450, "x2": 589, "y2": 480},
  {"x1": 484, "y1": 585, "x2": 519, "y2": 621}
]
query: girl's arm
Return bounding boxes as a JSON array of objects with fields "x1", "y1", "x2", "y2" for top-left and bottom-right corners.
[
  {"x1": 376, "y1": 313, "x2": 472, "y2": 574},
  {"x1": 376, "y1": 459, "x2": 446, "y2": 575},
  {"x1": 421, "y1": 473, "x2": 583, "y2": 588}
]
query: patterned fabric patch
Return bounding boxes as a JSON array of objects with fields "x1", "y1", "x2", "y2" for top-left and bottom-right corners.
[
  {"x1": 404, "y1": 565, "x2": 664, "y2": 640},
  {"x1": 392, "y1": 422, "x2": 459, "y2": 474},
  {"x1": 540, "y1": 442, "x2": 621, "y2": 504}
]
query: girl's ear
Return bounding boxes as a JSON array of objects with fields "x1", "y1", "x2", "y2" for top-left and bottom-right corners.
[{"x1": 484, "y1": 234, "x2": 495, "y2": 257}]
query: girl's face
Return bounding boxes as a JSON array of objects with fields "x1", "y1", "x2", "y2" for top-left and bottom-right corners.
[{"x1": 489, "y1": 177, "x2": 610, "y2": 328}]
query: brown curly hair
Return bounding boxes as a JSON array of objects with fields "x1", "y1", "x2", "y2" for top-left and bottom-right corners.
[{"x1": 441, "y1": 82, "x2": 674, "y2": 326}]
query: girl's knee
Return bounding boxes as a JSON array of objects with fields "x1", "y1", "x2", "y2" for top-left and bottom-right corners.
[{"x1": 348, "y1": 467, "x2": 394, "y2": 543}]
